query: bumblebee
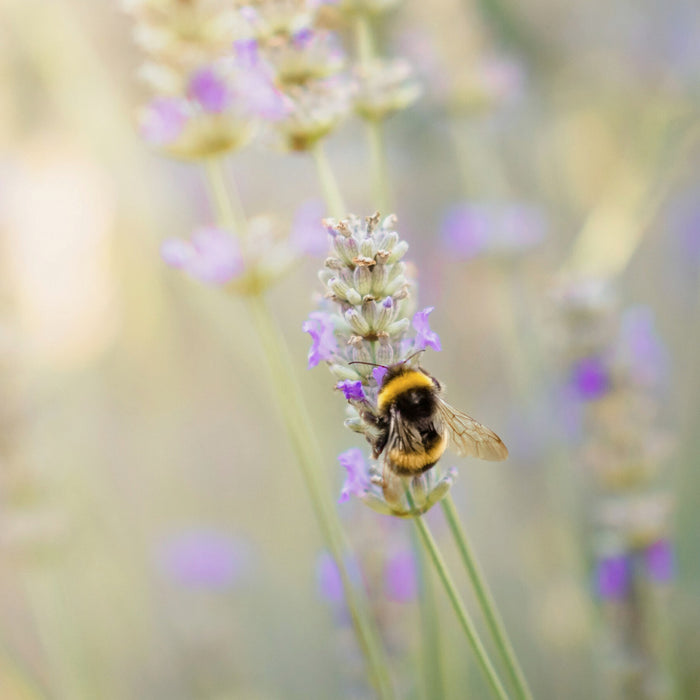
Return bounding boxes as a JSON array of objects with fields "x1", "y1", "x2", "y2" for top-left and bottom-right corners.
[{"x1": 359, "y1": 362, "x2": 508, "y2": 499}]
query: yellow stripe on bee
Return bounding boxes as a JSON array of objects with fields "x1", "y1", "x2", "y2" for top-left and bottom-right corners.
[
  {"x1": 388, "y1": 433, "x2": 447, "y2": 472},
  {"x1": 377, "y1": 370, "x2": 434, "y2": 410}
]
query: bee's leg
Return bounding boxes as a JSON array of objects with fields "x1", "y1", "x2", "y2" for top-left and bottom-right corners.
[
  {"x1": 359, "y1": 410, "x2": 389, "y2": 458},
  {"x1": 381, "y1": 464, "x2": 404, "y2": 508}
]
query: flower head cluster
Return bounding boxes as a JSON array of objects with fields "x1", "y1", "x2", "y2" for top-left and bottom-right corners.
[
  {"x1": 126, "y1": 0, "x2": 352, "y2": 156},
  {"x1": 353, "y1": 58, "x2": 422, "y2": 122},
  {"x1": 304, "y1": 213, "x2": 457, "y2": 516},
  {"x1": 161, "y1": 200, "x2": 327, "y2": 292},
  {"x1": 552, "y1": 277, "x2": 675, "y2": 596}
]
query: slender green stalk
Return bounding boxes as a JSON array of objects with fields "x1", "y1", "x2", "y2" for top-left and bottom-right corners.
[
  {"x1": 205, "y1": 158, "x2": 246, "y2": 231},
  {"x1": 441, "y1": 494, "x2": 532, "y2": 700},
  {"x1": 411, "y1": 529, "x2": 445, "y2": 700},
  {"x1": 367, "y1": 120, "x2": 391, "y2": 213},
  {"x1": 311, "y1": 142, "x2": 347, "y2": 218},
  {"x1": 353, "y1": 15, "x2": 393, "y2": 213},
  {"x1": 407, "y1": 496, "x2": 509, "y2": 700},
  {"x1": 203, "y1": 160, "x2": 394, "y2": 699}
]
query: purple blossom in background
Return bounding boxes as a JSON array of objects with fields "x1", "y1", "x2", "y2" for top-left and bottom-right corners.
[
  {"x1": 289, "y1": 199, "x2": 327, "y2": 257},
  {"x1": 596, "y1": 553, "x2": 630, "y2": 600},
  {"x1": 441, "y1": 202, "x2": 545, "y2": 259},
  {"x1": 161, "y1": 227, "x2": 243, "y2": 285},
  {"x1": 442, "y1": 204, "x2": 490, "y2": 259},
  {"x1": 159, "y1": 529, "x2": 248, "y2": 590},
  {"x1": 139, "y1": 97, "x2": 189, "y2": 146},
  {"x1": 188, "y1": 67, "x2": 231, "y2": 113},
  {"x1": 618, "y1": 307, "x2": 668, "y2": 388},
  {"x1": 413, "y1": 307, "x2": 442, "y2": 353},
  {"x1": 233, "y1": 40, "x2": 289, "y2": 121},
  {"x1": 373, "y1": 366, "x2": 388, "y2": 386},
  {"x1": 645, "y1": 539, "x2": 675, "y2": 583},
  {"x1": 384, "y1": 549, "x2": 418, "y2": 602},
  {"x1": 338, "y1": 448, "x2": 370, "y2": 503},
  {"x1": 569, "y1": 356, "x2": 611, "y2": 400},
  {"x1": 337, "y1": 380, "x2": 366, "y2": 402},
  {"x1": 303, "y1": 311, "x2": 337, "y2": 368},
  {"x1": 316, "y1": 551, "x2": 344, "y2": 603}
]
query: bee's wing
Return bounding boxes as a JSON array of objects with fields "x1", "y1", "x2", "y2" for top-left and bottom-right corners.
[{"x1": 436, "y1": 399, "x2": 508, "y2": 461}]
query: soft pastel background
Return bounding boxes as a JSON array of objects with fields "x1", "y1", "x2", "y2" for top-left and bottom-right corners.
[{"x1": 0, "y1": 0, "x2": 698, "y2": 698}]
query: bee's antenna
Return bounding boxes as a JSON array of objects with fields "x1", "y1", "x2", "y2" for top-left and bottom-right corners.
[
  {"x1": 401, "y1": 349, "x2": 426, "y2": 366},
  {"x1": 348, "y1": 361, "x2": 389, "y2": 368}
]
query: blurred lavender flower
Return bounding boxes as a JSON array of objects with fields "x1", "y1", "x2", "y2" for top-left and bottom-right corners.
[
  {"x1": 616, "y1": 306, "x2": 668, "y2": 388},
  {"x1": 188, "y1": 65, "x2": 231, "y2": 112},
  {"x1": 645, "y1": 539, "x2": 675, "y2": 583},
  {"x1": 442, "y1": 202, "x2": 546, "y2": 260},
  {"x1": 384, "y1": 549, "x2": 417, "y2": 602},
  {"x1": 317, "y1": 551, "x2": 344, "y2": 603},
  {"x1": 138, "y1": 96, "x2": 189, "y2": 146},
  {"x1": 162, "y1": 226, "x2": 243, "y2": 284},
  {"x1": 595, "y1": 553, "x2": 629, "y2": 601},
  {"x1": 159, "y1": 529, "x2": 249, "y2": 590},
  {"x1": 569, "y1": 356, "x2": 611, "y2": 401},
  {"x1": 288, "y1": 199, "x2": 328, "y2": 256}
]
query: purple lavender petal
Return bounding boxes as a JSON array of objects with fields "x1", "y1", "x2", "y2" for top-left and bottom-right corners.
[
  {"x1": 645, "y1": 539, "x2": 675, "y2": 583},
  {"x1": 413, "y1": 307, "x2": 442, "y2": 352},
  {"x1": 373, "y1": 366, "x2": 388, "y2": 386},
  {"x1": 441, "y1": 204, "x2": 489, "y2": 259},
  {"x1": 569, "y1": 356, "x2": 611, "y2": 400},
  {"x1": 302, "y1": 311, "x2": 337, "y2": 368},
  {"x1": 338, "y1": 448, "x2": 370, "y2": 503},
  {"x1": 337, "y1": 380, "x2": 366, "y2": 402},
  {"x1": 596, "y1": 554, "x2": 630, "y2": 600},
  {"x1": 162, "y1": 227, "x2": 243, "y2": 285},
  {"x1": 384, "y1": 549, "x2": 418, "y2": 602},
  {"x1": 159, "y1": 530, "x2": 248, "y2": 590},
  {"x1": 289, "y1": 199, "x2": 327, "y2": 257},
  {"x1": 188, "y1": 67, "x2": 231, "y2": 113},
  {"x1": 139, "y1": 97, "x2": 189, "y2": 146}
]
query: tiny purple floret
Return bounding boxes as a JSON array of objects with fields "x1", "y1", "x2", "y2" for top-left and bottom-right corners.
[
  {"x1": 188, "y1": 67, "x2": 231, "y2": 113},
  {"x1": 338, "y1": 448, "x2": 370, "y2": 503},
  {"x1": 645, "y1": 539, "x2": 675, "y2": 583},
  {"x1": 139, "y1": 97, "x2": 189, "y2": 146},
  {"x1": 337, "y1": 380, "x2": 366, "y2": 402},
  {"x1": 385, "y1": 549, "x2": 418, "y2": 602},
  {"x1": 570, "y1": 356, "x2": 611, "y2": 400},
  {"x1": 413, "y1": 307, "x2": 442, "y2": 352},
  {"x1": 161, "y1": 227, "x2": 243, "y2": 285},
  {"x1": 303, "y1": 311, "x2": 337, "y2": 368},
  {"x1": 596, "y1": 553, "x2": 629, "y2": 600},
  {"x1": 373, "y1": 366, "x2": 388, "y2": 386}
]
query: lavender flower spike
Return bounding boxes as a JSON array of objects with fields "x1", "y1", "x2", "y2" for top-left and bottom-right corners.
[{"x1": 305, "y1": 212, "x2": 457, "y2": 517}]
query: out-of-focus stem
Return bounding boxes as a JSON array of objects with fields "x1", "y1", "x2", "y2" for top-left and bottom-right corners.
[
  {"x1": 442, "y1": 494, "x2": 533, "y2": 700},
  {"x1": 354, "y1": 14, "x2": 392, "y2": 213},
  {"x1": 411, "y1": 529, "x2": 445, "y2": 700},
  {"x1": 205, "y1": 159, "x2": 246, "y2": 232},
  {"x1": 204, "y1": 161, "x2": 394, "y2": 699},
  {"x1": 311, "y1": 142, "x2": 347, "y2": 218},
  {"x1": 407, "y1": 495, "x2": 509, "y2": 700}
]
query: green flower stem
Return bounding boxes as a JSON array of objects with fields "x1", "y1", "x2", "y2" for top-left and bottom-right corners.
[
  {"x1": 411, "y1": 529, "x2": 445, "y2": 700},
  {"x1": 205, "y1": 158, "x2": 246, "y2": 232},
  {"x1": 311, "y1": 142, "x2": 347, "y2": 218},
  {"x1": 204, "y1": 160, "x2": 394, "y2": 699},
  {"x1": 367, "y1": 119, "x2": 392, "y2": 214},
  {"x1": 407, "y1": 495, "x2": 509, "y2": 700},
  {"x1": 441, "y1": 494, "x2": 533, "y2": 700},
  {"x1": 354, "y1": 15, "x2": 392, "y2": 213}
]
